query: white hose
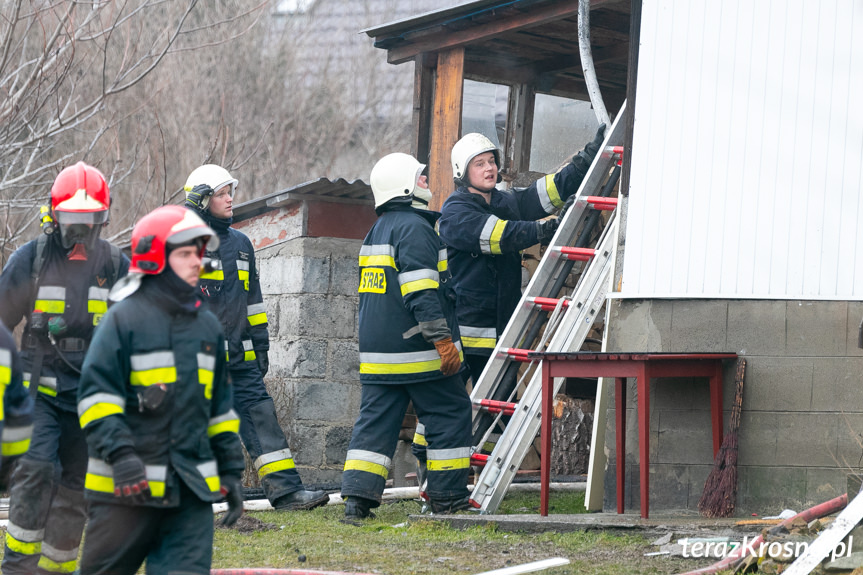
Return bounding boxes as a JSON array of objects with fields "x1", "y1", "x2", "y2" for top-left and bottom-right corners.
[
  {"x1": 578, "y1": 0, "x2": 610, "y2": 126},
  {"x1": 212, "y1": 482, "x2": 587, "y2": 513}
]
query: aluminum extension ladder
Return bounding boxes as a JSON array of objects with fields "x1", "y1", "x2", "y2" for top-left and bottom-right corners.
[{"x1": 467, "y1": 101, "x2": 628, "y2": 513}]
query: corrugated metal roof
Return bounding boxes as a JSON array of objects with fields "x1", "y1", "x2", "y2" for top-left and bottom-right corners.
[
  {"x1": 361, "y1": 0, "x2": 504, "y2": 43},
  {"x1": 233, "y1": 177, "x2": 372, "y2": 222}
]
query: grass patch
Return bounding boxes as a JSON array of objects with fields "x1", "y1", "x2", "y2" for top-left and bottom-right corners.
[{"x1": 211, "y1": 491, "x2": 702, "y2": 574}]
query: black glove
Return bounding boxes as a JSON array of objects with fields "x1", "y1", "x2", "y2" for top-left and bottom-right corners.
[
  {"x1": 571, "y1": 123, "x2": 607, "y2": 170},
  {"x1": 559, "y1": 194, "x2": 576, "y2": 219},
  {"x1": 219, "y1": 475, "x2": 244, "y2": 527},
  {"x1": 536, "y1": 218, "x2": 560, "y2": 245},
  {"x1": 184, "y1": 183, "x2": 214, "y2": 212},
  {"x1": 256, "y1": 350, "x2": 269, "y2": 378},
  {"x1": 111, "y1": 449, "x2": 150, "y2": 504}
]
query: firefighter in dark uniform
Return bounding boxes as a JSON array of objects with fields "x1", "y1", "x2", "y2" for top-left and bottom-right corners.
[
  {"x1": 0, "y1": 322, "x2": 34, "y2": 487},
  {"x1": 0, "y1": 162, "x2": 129, "y2": 575},
  {"x1": 76, "y1": 205, "x2": 245, "y2": 575},
  {"x1": 438, "y1": 128, "x2": 606, "y2": 385},
  {"x1": 341, "y1": 152, "x2": 473, "y2": 522},
  {"x1": 183, "y1": 164, "x2": 328, "y2": 511}
]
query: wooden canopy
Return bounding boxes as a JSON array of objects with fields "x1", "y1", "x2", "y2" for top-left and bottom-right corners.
[{"x1": 364, "y1": 0, "x2": 633, "y2": 209}]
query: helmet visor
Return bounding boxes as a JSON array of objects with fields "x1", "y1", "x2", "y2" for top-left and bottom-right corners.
[
  {"x1": 166, "y1": 226, "x2": 219, "y2": 253},
  {"x1": 54, "y1": 210, "x2": 109, "y2": 226}
]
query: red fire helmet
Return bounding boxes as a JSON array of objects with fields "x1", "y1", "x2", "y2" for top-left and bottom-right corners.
[
  {"x1": 130, "y1": 205, "x2": 219, "y2": 275},
  {"x1": 51, "y1": 161, "x2": 110, "y2": 221}
]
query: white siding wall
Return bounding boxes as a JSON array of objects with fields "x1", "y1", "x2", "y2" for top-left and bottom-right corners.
[{"x1": 621, "y1": 0, "x2": 863, "y2": 299}]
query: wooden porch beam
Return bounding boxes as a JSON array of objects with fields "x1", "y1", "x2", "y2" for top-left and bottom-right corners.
[
  {"x1": 411, "y1": 53, "x2": 436, "y2": 164},
  {"x1": 428, "y1": 48, "x2": 465, "y2": 212}
]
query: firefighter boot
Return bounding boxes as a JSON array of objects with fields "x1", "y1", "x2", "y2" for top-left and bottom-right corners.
[
  {"x1": 429, "y1": 496, "x2": 472, "y2": 514},
  {"x1": 2, "y1": 459, "x2": 55, "y2": 575},
  {"x1": 273, "y1": 488, "x2": 330, "y2": 511},
  {"x1": 340, "y1": 496, "x2": 376, "y2": 526}
]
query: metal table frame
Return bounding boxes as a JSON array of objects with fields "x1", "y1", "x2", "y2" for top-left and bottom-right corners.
[{"x1": 532, "y1": 352, "x2": 737, "y2": 518}]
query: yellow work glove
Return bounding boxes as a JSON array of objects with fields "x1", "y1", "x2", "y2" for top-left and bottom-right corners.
[{"x1": 433, "y1": 337, "x2": 461, "y2": 376}]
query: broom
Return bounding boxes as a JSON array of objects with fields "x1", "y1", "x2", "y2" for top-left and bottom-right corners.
[{"x1": 698, "y1": 357, "x2": 746, "y2": 518}]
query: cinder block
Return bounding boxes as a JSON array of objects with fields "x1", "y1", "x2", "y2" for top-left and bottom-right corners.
[
  {"x1": 648, "y1": 464, "x2": 690, "y2": 510},
  {"x1": 812, "y1": 357, "x2": 863, "y2": 411},
  {"x1": 738, "y1": 466, "x2": 807, "y2": 513},
  {"x1": 281, "y1": 340, "x2": 327, "y2": 379},
  {"x1": 727, "y1": 300, "x2": 786, "y2": 355},
  {"x1": 261, "y1": 256, "x2": 305, "y2": 295},
  {"x1": 325, "y1": 426, "x2": 354, "y2": 466},
  {"x1": 654, "y1": 409, "x2": 714, "y2": 465},
  {"x1": 669, "y1": 300, "x2": 728, "y2": 352},
  {"x1": 805, "y1": 467, "x2": 845, "y2": 503},
  {"x1": 295, "y1": 381, "x2": 358, "y2": 424},
  {"x1": 606, "y1": 299, "x2": 672, "y2": 352},
  {"x1": 786, "y1": 301, "x2": 846, "y2": 357},
  {"x1": 279, "y1": 295, "x2": 357, "y2": 339},
  {"x1": 290, "y1": 425, "x2": 326, "y2": 466},
  {"x1": 744, "y1": 357, "x2": 813, "y2": 412},
  {"x1": 329, "y1": 340, "x2": 360, "y2": 382},
  {"x1": 738, "y1": 411, "x2": 837, "y2": 468},
  {"x1": 331, "y1": 256, "x2": 359, "y2": 296},
  {"x1": 300, "y1": 257, "x2": 331, "y2": 294},
  {"x1": 651, "y1": 376, "x2": 713, "y2": 411}
]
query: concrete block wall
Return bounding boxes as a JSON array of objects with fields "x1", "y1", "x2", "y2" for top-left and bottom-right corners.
[
  {"x1": 257, "y1": 236, "x2": 363, "y2": 488},
  {"x1": 603, "y1": 299, "x2": 863, "y2": 515}
]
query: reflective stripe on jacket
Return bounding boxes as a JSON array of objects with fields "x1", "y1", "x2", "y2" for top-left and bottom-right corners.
[{"x1": 358, "y1": 205, "x2": 462, "y2": 384}]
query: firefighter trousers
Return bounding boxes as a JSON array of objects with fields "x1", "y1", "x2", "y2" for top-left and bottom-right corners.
[
  {"x1": 342, "y1": 374, "x2": 472, "y2": 505},
  {"x1": 2, "y1": 396, "x2": 88, "y2": 575},
  {"x1": 79, "y1": 479, "x2": 213, "y2": 575},
  {"x1": 230, "y1": 362, "x2": 303, "y2": 503}
]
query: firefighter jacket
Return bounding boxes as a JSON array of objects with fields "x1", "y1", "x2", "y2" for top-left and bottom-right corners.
[
  {"x1": 196, "y1": 213, "x2": 269, "y2": 368},
  {"x1": 77, "y1": 275, "x2": 245, "y2": 507},
  {"x1": 358, "y1": 203, "x2": 463, "y2": 384},
  {"x1": 438, "y1": 162, "x2": 589, "y2": 357},
  {"x1": 0, "y1": 235, "x2": 129, "y2": 411},
  {"x1": 0, "y1": 323, "x2": 33, "y2": 470}
]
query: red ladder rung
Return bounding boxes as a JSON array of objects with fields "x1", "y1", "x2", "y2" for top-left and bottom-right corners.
[
  {"x1": 471, "y1": 453, "x2": 489, "y2": 466},
  {"x1": 528, "y1": 296, "x2": 570, "y2": 311},
  {"x1": 586, "y1": 196, "x2": 618, "y2": 211},
  {"x1": 504, "y1": 347, "x2": 532, "y2": 362},
  {"x1": 475, "y1": 399, "x2": 516, "y2": 416},
  {"x1": 556, "y1": 246, "x2": 596, "y2": 261}
]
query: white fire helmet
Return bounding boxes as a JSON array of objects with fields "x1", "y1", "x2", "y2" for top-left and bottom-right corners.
[
  {"x1": 450, "y1": 133, "x2": 501, "y2": 187},
  {"x1": 369, "y1": 152, "x2": 427, "y2": 209},
  {"x1": 183, "y1": 164, "x2": 238, "y2": 210}
]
